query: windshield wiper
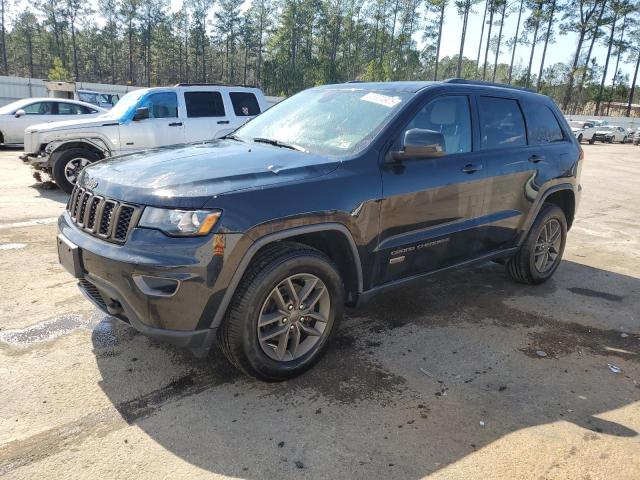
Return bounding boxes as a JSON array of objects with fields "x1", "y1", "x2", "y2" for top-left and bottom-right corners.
[
  {"x1": 222, "y1": 133, "x2": 244, "y2": 142},
  {"x1": 252, "y1": 137, "x2": 306, "y2": 152}
]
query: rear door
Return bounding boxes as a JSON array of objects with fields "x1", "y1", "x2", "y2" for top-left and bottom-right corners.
[
  {"x1": 182, "y1": 90, "x2": 230, "y2": 142},
  {"x1": 482, "y1": 96, "x2": 568, "y2": 251},
  {"x1": 376, "y1": 93, "x2": 488, "y2": 285},
  {"x1": 227, "y1": 91, "x2": 262, "y2": 130},
  {"x1": 119, "y1": 91, "x2": 184, "y2": 152}
]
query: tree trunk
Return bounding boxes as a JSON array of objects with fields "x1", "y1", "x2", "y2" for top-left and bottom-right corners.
[
  {"x1": 594, "y1": 12, "x2": 617, "y2": 116},
  {"x1": 536, "y1": 0, "x2": 556, "y2": 92},
  {"x1": 456, "y1": 1, "x2": 470, "y2": 78},
  {"x1": 1, "y1": 0, "x2": 7, "y2": 74},
  {"x1": 525, "y1": 9, "x2": 540, "y2": 88},
  {"x1": 71, "y1": 22, "x2": 79, "y2": 81},
  {"x1": 508, "y1": 0, "x2": 524, "y2": 84},
  {"x1": 476, "y1": 0, "x2": 488, "y2": 75},
  {"x1": 128, "y1": 18, "x2": 134, "y2": 84},
  {"x1": 575, "y1": 1, "x2": 607, "y2": 112},
  {"x1": 492, "y1": 0, "x2": 506, "y2": 82},
  {"x1": 607, "y1": 14, "x2": 626, "y2": 115},
  {"x1": 561, "y1": 27, "x2": 587, "y2": 110},
  {"x1": 433, "y1": 0, "x2": 445, "y2": 80},
  {"x1": 626, "y1": 49, "x2": 640, "y2": 117},
  {"x1": 482, "y1": 2, "x2": 494, "y2": 80}
]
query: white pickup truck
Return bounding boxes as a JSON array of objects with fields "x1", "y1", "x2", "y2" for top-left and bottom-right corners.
[
  {"x1": 568, "y1": 120, "x2": 598, "y2": 144},
  {"x1": 23, "y1": 84, "x2": 269, "y2": 192}
]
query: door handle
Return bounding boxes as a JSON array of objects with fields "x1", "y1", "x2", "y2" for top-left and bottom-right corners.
[
  {"x1": 528, "y1": 154, "x2": 544, "y2": 163},
  {"x1": 168, "y1": 122, "x2": 183, "y2": 127},
  {"x1": 217, "y1": 120, "x2": 230, "y2": 124},
  {"x1": 461, "y1": 163, "x2": 482, "y2": 174}
]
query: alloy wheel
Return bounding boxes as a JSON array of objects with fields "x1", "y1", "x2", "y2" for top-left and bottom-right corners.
[
  {"x1": 534, "y1": 218, "x2": 562, "y2": 273},
  {"x1": 64, "y1": 157, "x2": 91, "y2": 184},
  {"x1": 257, "y1": 273, "x2": 330, "y2": 362}
]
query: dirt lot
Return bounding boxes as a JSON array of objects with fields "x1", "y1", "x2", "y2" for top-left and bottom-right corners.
[{"x1": 0, "y1": 144, "x2": 639, "y2": 480}]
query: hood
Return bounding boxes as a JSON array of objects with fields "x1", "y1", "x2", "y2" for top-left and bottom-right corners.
[
  {"x1": 26, "y1": 115, "x2": 112, "y2": 133},
  {"x1": 79, "y1": 140, "x2": 340, "y2": 208},
  {"x1": 571, "y1": 127, "x2": 580, "y2": 133}
]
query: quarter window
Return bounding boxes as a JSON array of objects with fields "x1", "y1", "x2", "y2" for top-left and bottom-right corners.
[
  {"x1": 526, "y1": 105, "x2": 564, "y2": 144},
  {"x1": 403, "y1": 95, "x2": 472, "y2": 155},
  {"x1": 229, "y1": 92, "x2": 260, "y2": 116},
  {"x1": 184, "y1": 91, "x2": 225, "y2": 117},
  {"x1": 478, "y1": 97, "x2": 526, "y2": 149},
  {"x1": 140, "y1": 92, "x2": 178, "y2": 118}
]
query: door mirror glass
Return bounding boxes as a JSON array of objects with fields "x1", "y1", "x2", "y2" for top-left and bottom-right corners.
[
  {"x1": 393, "y1": 128, "x2": 446, "y2": 160},
  {"x1": 14, "y1": 109, "x2": 26, "y2": 118},
  {"x1": 133, "y1": 107, "x2": 150, "y2": 121}
]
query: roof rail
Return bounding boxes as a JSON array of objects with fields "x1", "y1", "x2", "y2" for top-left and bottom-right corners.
[
  {"x1": 174, "y1": 83, "x2": 259, "y2": 89},
  {"x1": 443, "y1": 78, "x2": 535, "y2": 93}
]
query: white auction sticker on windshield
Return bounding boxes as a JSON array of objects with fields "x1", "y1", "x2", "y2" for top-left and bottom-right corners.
[{"x1": 360, "y1": 92, "x2": 401, "y2": 108}]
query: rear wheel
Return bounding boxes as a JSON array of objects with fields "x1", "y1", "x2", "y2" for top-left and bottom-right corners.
[
  {"x1": 52, "y1": 148, "x2": 101, "y2": 194},
  {"x1": 588, "y1": 138, "x2": 595, "y2": 145},
  {"x1": 218, "y1": 242, "x2": 344, "y2": 381},
  {"x1": 506, "y1": 204, "x2": 567, "y2": 285}
]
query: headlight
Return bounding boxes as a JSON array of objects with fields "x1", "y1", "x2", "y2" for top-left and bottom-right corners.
[{"x1": 138, "y1": 207, "x2": 221, "y2": 236}]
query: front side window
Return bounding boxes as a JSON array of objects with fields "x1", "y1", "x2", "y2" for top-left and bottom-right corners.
[
  {"x1": 478, "y1": 97, "x2": 526, "y2": 149},
  {"x1": 234, "y1": 88, "x2": 412, "y2": 157},
  {"x1": 140, "y1": 92, "x2": 178, "y2": 119},
  {"x1": 526, "y1": 105, "x2": 564, "y2": 144},
  {"x1": 23, "y1": 102, "x2": 56, "y2": 115},
  {"x1": 229, "y1": 92, "x2": 260, "y2": 116},
  {"x1": 404, "y1": 95, "x2": 472, "y2": 155},
  {"x1": 184, "y1": 91, "x2": 225, "y2": 117}
]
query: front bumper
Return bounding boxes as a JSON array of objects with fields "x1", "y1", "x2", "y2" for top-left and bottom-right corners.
[
  {"x1": 592, "y1": 134, "x2": 612, "y2": 142},
  {"x1": 58, "y1": 212, "x2": 237, "y2": 357}
]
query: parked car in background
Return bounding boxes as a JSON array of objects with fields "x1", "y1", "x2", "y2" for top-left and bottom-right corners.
[
  {"x1": 56, "y1": 80, "x2": 582, "y2": 380},
  {"x1": 568, "y1": 120, "x2": 597, "y2": 144},
  {"x1": 591, "y1": 125, "x2": 630, "y2": 144},
  {"x1": 22, "y1": 84, "x2": 269, "y2": 193},
  {"x1": 633, "y1": 128, "x2": 640, "y2": 145},
  {"x1": 77, "y1": 90, "x2": 120, "y2": 109},
  {"x1": 0, "y1": 98, "x2": 105, "y2": 146}
]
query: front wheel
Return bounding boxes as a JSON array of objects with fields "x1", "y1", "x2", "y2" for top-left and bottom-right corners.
[
  {"x1": 52, "y1": 148, "x2": 101, "y2": 194},
  {"x1": 577, "y1": 134, "x2": 583, "y2": 143},
  {"x1": 218, "y1": 242, "x2": 344, "y2": 381},
  {"x1": 506, "y1": 204, "x2": 567, "y2": 285}
]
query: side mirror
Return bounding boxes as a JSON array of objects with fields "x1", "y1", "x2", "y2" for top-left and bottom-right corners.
[
  {"x1": 14, "y1": 109, "x2": 26, "y2": 118},
  {"x1": 391, "y1": 128, "x2": 446, "y2": 161},
  {"x1": 132, "y1": 107, "x2": 149, "y2": 121}
]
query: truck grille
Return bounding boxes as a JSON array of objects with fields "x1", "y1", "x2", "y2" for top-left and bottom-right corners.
[{"x1": 67, "y1": 186, "x2": 142, "y2": 244}]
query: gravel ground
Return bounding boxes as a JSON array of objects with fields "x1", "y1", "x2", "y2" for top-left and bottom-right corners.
[{"x1": 0, "y1": 144, "x2": 639, "y2": 480}]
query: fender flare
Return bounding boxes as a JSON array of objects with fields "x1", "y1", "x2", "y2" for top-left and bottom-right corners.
[
  {"x1": 47, "y1": 138, "x2": 112, "y2": 162},
  {"x1": 518, "y1": 183, "x2": 576, "y2": 246},
  {"x1": 209, "y1": 223, "x2": 363, "y2": 330}
]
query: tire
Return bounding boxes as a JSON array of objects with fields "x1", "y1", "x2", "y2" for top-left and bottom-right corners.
[
  {"x1": 218, "y1": 242, "x2": 344, "y2": 381},
  {"x1": 577, "y1": 134, "x2": 583, "y2": 144},
  {"x1": 588, "y1": 138, "x2": 595, "y2": 145},
  {"x1": 506, "y1": 204, "x2": 567, "y2": 285},
  {"x1": 52, "y1": 148, "x2": 101, "y2": 194}
]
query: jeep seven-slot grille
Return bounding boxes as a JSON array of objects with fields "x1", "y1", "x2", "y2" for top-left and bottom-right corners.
[{"x1": 67, "y1": 186, "x2": 141, "y2": 244}]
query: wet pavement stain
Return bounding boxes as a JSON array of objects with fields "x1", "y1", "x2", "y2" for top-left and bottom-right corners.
[
  {"x1": 0, "y1": 312, "x2": 105, "y2": 347},
  {"x1": 567, "y1": 287, "x2": 625, "y2": 302}
]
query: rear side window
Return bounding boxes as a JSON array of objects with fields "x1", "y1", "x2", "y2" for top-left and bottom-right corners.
[
  {"x1": 478, "y1": 97, "x2": 526, "y2": 149},
  {"x1": 58, "y1": 103, "x2": 86, "y2": 115},
  {"x1": 184, "y1": 91, "x2": 225, "y2": 117},
  {"x1": 526, "y1": 105, "x2": 564, "y2": 144},
  {"x1": 229, "y1": 92, "x2": 260, "y2": 116}
]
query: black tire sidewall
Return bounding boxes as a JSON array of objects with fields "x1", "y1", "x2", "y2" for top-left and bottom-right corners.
[
  {"x1": 52, "y1": 148, "x2": 100, "y2": 194},
  {"x1": 525, "y1": 205, "x2": 567, "y2": 283},
  {"x1": 237, "y1": 253, "x2": 343, "y2": 380}
]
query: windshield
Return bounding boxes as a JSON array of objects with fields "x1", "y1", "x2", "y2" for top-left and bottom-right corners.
[
  {"x1": 234, "y1": 87, "x2": 413, "y2": 156},
  {"x1": 569, "y1": 121, "x2": 583, "y2": 129},
  {"x1": 99, "y1": 89, "x2": 147, "y2": 120}
]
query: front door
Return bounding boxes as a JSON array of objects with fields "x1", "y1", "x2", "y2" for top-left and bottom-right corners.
[
  {"x1": 120, "y1": 91, "x2": 185, "y2": 153},
  {"x1": 376, "y1": 94, "x2": 488, "y2": 285}
]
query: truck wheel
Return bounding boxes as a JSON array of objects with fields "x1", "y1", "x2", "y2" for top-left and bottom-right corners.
[
  {"x1": 218, "y1": 242, "x2": 344, "y2": 381},
  {"x1": 577, "y1": 134, "x2": 583, "y2": 143},
  {"x1": 506, "y1": 204, "x2": 567, "y2": 285},
  {"x1": 52, "y1": 148, "x2": 100, "y2": 194}
]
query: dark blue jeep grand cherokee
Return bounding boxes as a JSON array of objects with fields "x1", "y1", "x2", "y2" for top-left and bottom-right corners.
[{"x1": 57, "y1": 79, "x2": 582, "y2": 380}]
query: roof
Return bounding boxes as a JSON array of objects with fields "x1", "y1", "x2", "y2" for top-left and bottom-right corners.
[{"x1": 320, "y1": 78, "x2": 538, "y2": 94}]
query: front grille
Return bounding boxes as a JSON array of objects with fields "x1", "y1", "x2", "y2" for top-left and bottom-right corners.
[{"x1": 67, "y1": 186, "x2": 141, "y2": 244}]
